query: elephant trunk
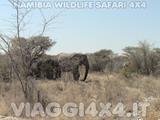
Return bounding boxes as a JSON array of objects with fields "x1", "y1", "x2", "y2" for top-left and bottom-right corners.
[{"x1": 82, "y1": 57, "x2": 89, "y2": 81}]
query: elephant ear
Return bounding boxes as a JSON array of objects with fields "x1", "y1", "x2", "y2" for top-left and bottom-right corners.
[{"x1": 72, "y1": 54, "x2": 89, "y2": 81}]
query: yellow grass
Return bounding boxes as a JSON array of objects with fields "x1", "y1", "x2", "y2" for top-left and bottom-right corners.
[{"x1": 0, "y1": 73, "x2": 160, "y2": 120}]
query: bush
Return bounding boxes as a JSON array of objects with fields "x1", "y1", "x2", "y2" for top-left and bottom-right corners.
[
  {"x1": 88, "y1": 49, "x2": 113, "y2": 72},
  {"x1": 0, "y1": 54, "x2": 11, "y2": 82},
  {"x1": 123, "y1": 41, "x2": 160, "y2": 75}
]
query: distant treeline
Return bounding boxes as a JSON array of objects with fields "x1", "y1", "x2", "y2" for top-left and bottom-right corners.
[
  {"x1": 88, "y1": 41, "x2": 160, "y2": 77},
  {"x1": 0, "y1": 41, "x2": 160, "y2": 82}
]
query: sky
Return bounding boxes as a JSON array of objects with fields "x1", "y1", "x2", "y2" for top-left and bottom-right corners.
[{"x1": 0, "y1": 0, "x2": 160, "y2": 55}]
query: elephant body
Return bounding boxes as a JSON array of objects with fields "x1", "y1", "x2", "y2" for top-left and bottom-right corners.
[
  {"x1": 31, "y1": 54, "x2": 89, "y2": 81},
  {"x1": 58, "y1": 54, "x2": 89, "y2": 81}
]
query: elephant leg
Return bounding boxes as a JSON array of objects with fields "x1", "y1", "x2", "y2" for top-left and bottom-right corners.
[
  {"x1": 49, "y1": 70, "x2": 54, "y2": 80},
  {"x1": 56, "y1": 67, "x2": 61, "y2": 79},
  {"x1": 53, "y1": 69, "x2": 56, "y2": 80},
  {"x1": 73, "y1": 66, "x2": 80, "y2": 81},
  {"x1": 58, "y1": 69, "x2": 61, "y2": 78}
]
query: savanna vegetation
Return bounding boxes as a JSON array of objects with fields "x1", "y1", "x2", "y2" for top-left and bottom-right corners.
[{"x1": 0, "y1": 0, "x2": 160, "y2": 120}]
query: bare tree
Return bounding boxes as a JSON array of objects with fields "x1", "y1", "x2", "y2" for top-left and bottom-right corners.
[{"x1": 0, "y1": 0, "x2": 57, "y2": 104}]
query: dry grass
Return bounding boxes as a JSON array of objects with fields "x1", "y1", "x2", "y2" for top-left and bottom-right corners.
[{"x1": 0, "y1": 73, "x2": 160, "y2": 120}]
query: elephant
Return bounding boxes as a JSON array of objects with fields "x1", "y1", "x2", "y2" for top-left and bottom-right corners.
[
  {"x1": 58, "y1": 54, "x2": 89, "y2": 81},
  {"x1": 31, "y1": 54, "x2": 89, "y2": 81}
]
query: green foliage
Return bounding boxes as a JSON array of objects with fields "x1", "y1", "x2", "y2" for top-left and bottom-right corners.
[
  {"x1": 120, "y1": 65, "x2": 132, "y2": 78},
  {"x1": 10, "y1": 36, "x2": 55, "y2": 77},
  {"x1": 11, "y1": 36, "x2": 55, "y2": 57}
]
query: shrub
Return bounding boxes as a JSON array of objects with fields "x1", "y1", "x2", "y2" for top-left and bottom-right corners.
[
  {"x1": 123, "y1": 41, "x2": 160, "y2": 75},
  {"x1": 88, "y1": 49, "x2": 113, "y2": 72}
]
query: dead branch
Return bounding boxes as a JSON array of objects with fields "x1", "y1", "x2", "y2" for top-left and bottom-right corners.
[{"x1": 39, "y1": 10, "x2": 62, "y2": 35}]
